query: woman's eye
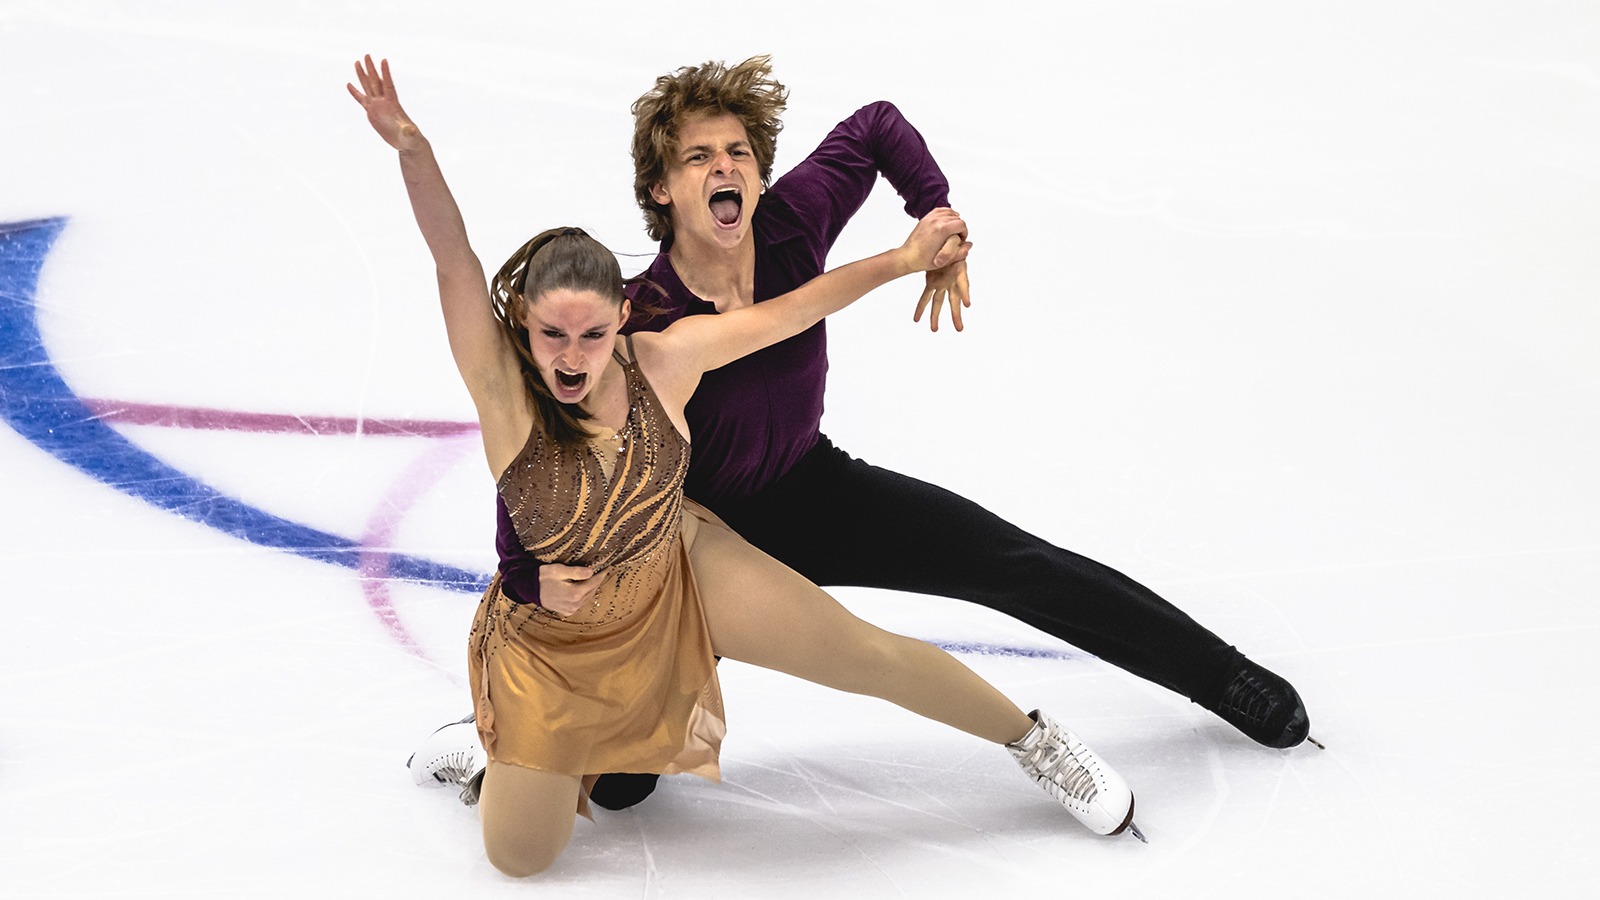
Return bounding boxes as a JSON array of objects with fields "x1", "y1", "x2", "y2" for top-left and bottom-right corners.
[
  {"x1": 583, "y1": 332, "x2": 606, "y2": 341},
  {"x1": 542, "y1": 330, "x2": 562, "y2": 339}
]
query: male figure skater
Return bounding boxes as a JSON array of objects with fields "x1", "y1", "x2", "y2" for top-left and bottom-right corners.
[{"x1": 566, "y1": 56, "x2": 1312, "y2": 809}]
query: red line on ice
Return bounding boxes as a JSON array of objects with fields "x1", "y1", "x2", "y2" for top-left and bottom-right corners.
[{"x1": 81, "y1": 398, "x2": 479, "y2": 437}]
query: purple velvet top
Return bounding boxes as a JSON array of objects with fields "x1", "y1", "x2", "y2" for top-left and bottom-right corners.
[
  {"x1": 623, "y1": 100, "x2": 951, "y2": 505},
  {"x1": 497, "y1": 101, "x2": 950, "y2": 603}
]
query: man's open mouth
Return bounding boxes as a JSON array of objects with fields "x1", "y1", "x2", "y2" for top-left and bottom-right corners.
[{"x1": 709, "y1": 188, "x2": 742, "y2": 226}]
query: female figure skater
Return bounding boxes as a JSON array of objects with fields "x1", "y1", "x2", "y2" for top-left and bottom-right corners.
[{"x1": 349, "y1": 57, "x2": 1142, "y2": 877}]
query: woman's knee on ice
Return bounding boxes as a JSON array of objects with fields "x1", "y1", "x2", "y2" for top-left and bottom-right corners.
[
  {"x1": 477, "y1": 763, "x2": 579, "y2": 878},
  {"x1": 484, "y1": 829, "x2": 565, "y2": 878}
]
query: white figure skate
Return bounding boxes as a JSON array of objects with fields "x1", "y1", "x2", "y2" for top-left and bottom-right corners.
[
  {"x1": 1007, "y1": 709, "x2": 1144, "y2": 841},
  {"x1": 406, "y1": 714, "x2": 486, "y2": 806}
]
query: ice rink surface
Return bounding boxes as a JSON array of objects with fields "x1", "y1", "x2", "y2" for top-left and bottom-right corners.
[{"x1": 2, "y1": 1, "x2": 1596, "y2": 896}]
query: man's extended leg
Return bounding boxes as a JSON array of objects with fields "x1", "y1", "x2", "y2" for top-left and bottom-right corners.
[
  {"x1": 591, "y1": 436, "x2": 1309, "y2": 811},
  {"x1": 714, "y1": 436, "x2": 1308, "y2": 746}
]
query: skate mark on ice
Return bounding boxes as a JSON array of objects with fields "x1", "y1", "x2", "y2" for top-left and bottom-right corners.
[{"x1": 708, "y1": 773, "x2": 1047, "y2": 881}]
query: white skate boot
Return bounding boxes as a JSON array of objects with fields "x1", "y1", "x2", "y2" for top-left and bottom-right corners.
[
  {"x1": 406, "y1": 714, "x2": 486, "y2": 806},
  {"x1": 1007, "y1": 709, "x2": 1143, "y2": 840}
]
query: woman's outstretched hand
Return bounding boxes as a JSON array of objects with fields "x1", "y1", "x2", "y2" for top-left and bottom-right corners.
[
  {"x1": 347, "y1": 55, "x2": 421, "y2": 151},
  {"x1": 917, "y1": 244, "x2": 971, "y2": 333},
  {"x1": 897, "y1": 208, "x2": 972, "y2": 332}
]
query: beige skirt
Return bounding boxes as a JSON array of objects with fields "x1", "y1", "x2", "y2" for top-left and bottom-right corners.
[{"x1": 467, "y1": 505, "x2": 725, "y2": 797}]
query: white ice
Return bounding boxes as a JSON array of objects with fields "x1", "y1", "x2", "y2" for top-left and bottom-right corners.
[{"x1": 1, "y1": 1, "x2": 1596, "y2": 896}]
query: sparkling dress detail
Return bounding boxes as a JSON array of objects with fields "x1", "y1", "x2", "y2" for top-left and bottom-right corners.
[{"x1": 468, "y1": 336, "x2": 724, "y2": 793}]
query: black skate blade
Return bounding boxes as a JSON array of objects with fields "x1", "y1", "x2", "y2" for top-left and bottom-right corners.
[
  {"x1": 1307, "y1": 735, "x2": 1326, "y2": 750},
  {"x1": 1127, "y1": 821, "x2": 1147, "y2": 843}
]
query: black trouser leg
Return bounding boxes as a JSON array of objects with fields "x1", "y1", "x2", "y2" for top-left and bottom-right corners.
[
  {"x1": 712, "y1": 436, "x2": 1241, "y2": 707},
  {"x1": 593, "y1": 436, "x2": 1250, "y2": 809},
  {"x1": 588, "y1": 772, "x2": 658, "y2": 811}
]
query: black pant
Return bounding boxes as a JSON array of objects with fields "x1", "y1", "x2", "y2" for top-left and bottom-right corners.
[{"x1": 706, "y1": 435, "x2": 1242, "y2": 708}]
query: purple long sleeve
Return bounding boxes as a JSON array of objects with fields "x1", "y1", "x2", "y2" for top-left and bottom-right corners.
[
  {"x1": 495, "y1": 493, "x2": 540, "y2": 605},
  {"x1": 622, "y1": 101, "x2": 951, "y2": 506},
  {"x1": 770, "y1": 100, "x2": 952, "y2": 266}
]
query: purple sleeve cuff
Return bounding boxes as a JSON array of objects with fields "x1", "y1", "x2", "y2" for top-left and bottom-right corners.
[{"x1": 495, "y1": 494, "x2": 541, "y2": 606}]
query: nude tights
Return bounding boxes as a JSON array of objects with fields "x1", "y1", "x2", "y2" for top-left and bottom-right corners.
[{"x1": 478, "y1": 513, "x2": 1034, "y2": 877}]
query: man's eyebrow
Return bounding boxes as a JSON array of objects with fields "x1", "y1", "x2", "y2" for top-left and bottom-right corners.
[{"x1": 679, "y1": 139, "x2": 751, "y2": 157}]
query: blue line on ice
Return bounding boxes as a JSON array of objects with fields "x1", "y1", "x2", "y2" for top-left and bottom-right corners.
[
  {"x1": 0, "y1": 217, "x2": 488, "y2": 594},
  {"x1": 0, "y1": 217, "x2": 1079, "y2": 662}
]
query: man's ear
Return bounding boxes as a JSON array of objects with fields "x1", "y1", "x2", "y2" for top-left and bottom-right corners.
[{"x1": 648, "y1": 181, "x2": 671, "y2": 206}]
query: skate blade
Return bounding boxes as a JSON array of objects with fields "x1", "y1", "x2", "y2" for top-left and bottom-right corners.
[
  {"x1": 1307, "y1": 735, "x2": 1326, "y2": 750},
  {"x1": 1108, "y1": 795, "x2": 1139, "y2": 839},
  {"x1": 1127, "y1": 820, "x2": 1147, "y2": 843}
]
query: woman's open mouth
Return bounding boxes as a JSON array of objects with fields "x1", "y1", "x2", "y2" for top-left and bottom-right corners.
[
  {"x1": 554, "y1": 368, "x2": 587, "y2": 396},
  {"x1": 709, "y1": 188, "x2": 742, "y2": 228}
]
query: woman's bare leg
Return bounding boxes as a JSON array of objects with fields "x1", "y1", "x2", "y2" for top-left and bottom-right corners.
[
  {"x1": 689, "y1": 515, "x2": 1033, "y2": 745},
  {"x1": 477, "y1": 762, "x2": 582, "y2": 877}
]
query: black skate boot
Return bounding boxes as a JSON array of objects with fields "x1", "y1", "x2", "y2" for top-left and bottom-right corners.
[
  {"x1": 1208, "y1": 657, "x2": 1312, "y2": 749},
  {"x1": 589, "y1": 773, "x2": 659, "y2": 811}
]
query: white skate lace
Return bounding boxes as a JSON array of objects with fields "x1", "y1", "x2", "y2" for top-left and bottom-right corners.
[
  {"x1": 436, "y1": 749, "x2": 486, "y2": 806},
  {"x1": 430, "y1": 749, "x2": 478, "y2": 790},
  {"x1": 1012, "y1": 720, "x2": 1099, "y2": 805}
]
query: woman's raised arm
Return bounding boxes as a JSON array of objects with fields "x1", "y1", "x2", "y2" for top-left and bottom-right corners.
[{"x1": 347, "y1": 55, "x2": 520, "y2": 411}]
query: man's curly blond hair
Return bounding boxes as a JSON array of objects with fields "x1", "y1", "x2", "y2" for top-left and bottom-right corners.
[{"x1": 630, "y1": 55, "x2": 789, "y2": 244}]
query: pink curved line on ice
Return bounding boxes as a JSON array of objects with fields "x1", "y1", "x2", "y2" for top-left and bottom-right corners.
[
  {"x1": 82, "y1": 396, "x2": 483, "y2": 672},
  {"x1": 358, "y1": 434, "x2": 479, "y2": 676}
]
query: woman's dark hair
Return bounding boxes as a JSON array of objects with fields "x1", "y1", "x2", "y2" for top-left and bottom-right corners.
[{"x1": 490, "y1": 227, "x2": 661, "y2": 446}]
